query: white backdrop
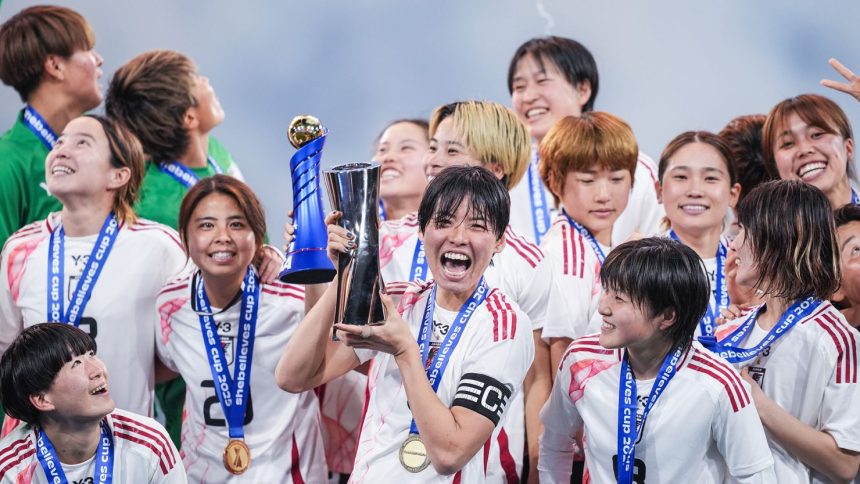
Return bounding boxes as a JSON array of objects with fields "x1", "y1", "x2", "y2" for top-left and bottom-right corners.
[{"x1": 2, "y1": 0, "x2": 859, "y2": 248}]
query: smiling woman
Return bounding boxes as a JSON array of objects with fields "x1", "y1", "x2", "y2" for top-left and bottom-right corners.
[
  {"x1": 762, "y1": 94, "x2": 857, "y2": 208},
  {"x1": 375, "y1": 119, "x2": 429, "y2": 222}
]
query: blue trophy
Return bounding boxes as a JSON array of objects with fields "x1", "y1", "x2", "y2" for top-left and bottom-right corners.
[{"x1": 279, "y1": 115, "x2": 337, "y2": 284}]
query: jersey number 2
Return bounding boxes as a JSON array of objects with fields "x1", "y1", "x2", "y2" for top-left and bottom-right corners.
[
  {"x1": 612, "y1": 455, "x2": 647, "y2": 484},
  {"x1": 201, "y1": 380, "x2": 254, "y2": 426}
]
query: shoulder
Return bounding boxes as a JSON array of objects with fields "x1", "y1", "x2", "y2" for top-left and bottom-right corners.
[
  {"x1": 685, "y1": 344, "x2": 752, "y2": 413},
  {"x1": 158, "y1": 269, "x2": 193, "y2": 300},
  {"x1": 385, "y1": 280, "x2": 431, "y2": 314},
  {"x1": 381, "y1": 212, "x2": 419, "y2": 234},
  {"x1": 635, "y1": 151, "x2": 659, "y2": 184},
  {"x1": 543, "y1": 216, "x2": 594, "y2": 277},
  {"x1": 124, "y1": 219, "x2": 183, "y2": 250},
  {"x1": 108, "y1": 410, "x2": 179, "y2": 476},
  {"x1": 500, "y1": 225, "x2": 544, "y2": 268},
  {"x1": 261, "y1": 280, "x2": 305, "y2": 303},
  {"x1": 562, "y1": 334, "x2": 620, "y2": 364},
  {"x1": 0, "y1": 424, "x2": 36, "y2": 480},
  {"x1": 483, "y1": 288, "x2": 528, "y2": 343},
  {"x1": 800, "y1": 302, "x2": 859, "y2": 383},
  {"x1": 2, "y1": 220, "x2": 48, "y2": 254}
]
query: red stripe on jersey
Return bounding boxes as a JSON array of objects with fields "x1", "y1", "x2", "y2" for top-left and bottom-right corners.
[
  {"x1": 291, "y1": 433, "x2": 305, "y2": 484},
  {"x1": 483, "y1": 438, "x2": 491, "y2": 475},
  {"x1": 5, "y1": 224, "x2": 42, "y2": 245},
  {"x1": 0, "y1": 445, "x2": 34, "y2": 480},
  {"x1": 577, "y1": 232, "x2": 586, "y2": 276},
  {"x1": 262, "y1": 287, "x2": 303, "y2": 301},
  {"x1": 497, "y1": 428, "x2": 519, "y2": 484},
  {"x1": 692, "y1": 352, "x2": 749, "y2": 409},
  {"x1": 114, "y1": 430, "x2": 169, "y2": 474},
  {"x1": 817, "y1": 313, "x2": 858, "y2": 384},
  {"x1": 637, "y1": 155, "x2": 659, "y2": 184},
  {"x1": 506, "y1": 226, "x2": 544, "y2": 260},
  {"x1": 127, "y1": 223, "x2": 183, "y2": 250},
  {"x1": 487, "y1": 292, "x2": 517, "y2": 342},
  {"x1": 0, "y1": 437, "x2": 32, "y2": 470},
  {"x1": 452, "y1": 471, "x2": 462, "y2": 484},
  {"x1": 267, "y1": 280, "x2": 305, "y2": 293},
  {"x1": 504, "y1": 227, "x2": 542, "y2": 268},
  {"x1": 113, "y1": 414, "x2": 176, "y2": 472},
  {"x1": 689, "y1": 354, "x2": 749, "y2": 412},
  {"x1": 158, "y1": 282, "x2": 189, "y2": 297},
  {"x1": 488, "y1": 296, "x2": 500, "y2": 342},
  {"x1": 561, "y1": 223, "x2": 571, "y2": 275}
]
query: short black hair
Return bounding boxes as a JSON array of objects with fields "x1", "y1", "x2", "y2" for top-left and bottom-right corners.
[
  {"x1": 834, "y1": 203, "x2": 860, "y2": 228},
  {"x1": 418, "y1": 166, "x2": 510, "y2": 240},
  {"x1": 0, "y1": 323, "x2": 97, "y2": 425},
  {"x1": 507, "y1": 36, "x2": 599, "y2": 112},
  {"x1": 600, "y1": 237, "x2": 710, "y2": 350}
]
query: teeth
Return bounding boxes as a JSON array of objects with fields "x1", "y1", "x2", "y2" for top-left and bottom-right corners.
[
  {"x1": 211, "y1": 251, "x2": 233, "y2": 262},
  {"x1": 51, "y1": 166, "x2": 74, "y2": 175},
  {"x1": 443, "y1": 252, "x2": 469, "y2": 261},
  {"x1": 526, "y1": 108, "x2": 548, "y2": 119},
  {"x1": 797, "y1": 162, "x2": 826, "y2": 179},
  {"x1": 90, "y1": 384, "x2": 106, "y2": 395},
  {"x1": 381, "y1": 170, "x2": 400, "y2": 180},
  {"x1": 681, "y1": 204, "x2": 708, "y2": 213}
]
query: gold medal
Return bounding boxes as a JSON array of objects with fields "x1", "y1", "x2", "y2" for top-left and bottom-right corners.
[
  {"x1": 223, "y1": 439, "x2": 251, "y2": 475},
  {"x1": 399, "y1": 433, "x2": 430, "y2": 473}
]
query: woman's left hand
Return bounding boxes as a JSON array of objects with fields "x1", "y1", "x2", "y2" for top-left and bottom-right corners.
[
  {"x1": 334, "y1": 292, "x2": 418, "y2": 358},
  {"x1": 255, "y1": 244, "x2": 285, "y2": 284}
]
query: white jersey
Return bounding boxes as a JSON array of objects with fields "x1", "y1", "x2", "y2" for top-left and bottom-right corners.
[
  {"x1": 715, "y1": 301, "x2": 860, "y2": 483},
  {"x1": 155, "y1": 269, "x2": 326, "y2": 483},
  {"x1": 350, "y1": 281, "x2": 534, "y2": 484},
  {"x1": 379, "y1": 217, "x2": 555, "y2": 479},
  {"x1": 539, "y1": 214, "x2": 603, "y2": 341},
  {"x1": 317, "y1": 370, "x2": 367, "y2": 474},
  {"x1": 0, "y1": 409, "x2": 185, "y2": 483},
  {"x1": 0, "y1": 214, "x2": 187, "y2": 416},
  {"x1": 508, "y1": 148, "x2": 664, "y2": 246},
  {"x1": 539, "y1": 335, "x2": 775, "y2": 483}
]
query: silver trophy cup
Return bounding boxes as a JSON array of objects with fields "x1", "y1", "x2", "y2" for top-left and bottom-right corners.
[{"x1": 324, "y1": 162, "x2": 385, "y2": 326}]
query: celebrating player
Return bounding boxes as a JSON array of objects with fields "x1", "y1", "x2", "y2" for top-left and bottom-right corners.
[
  {"x1": 277, "y1": 166, "x2": 534, "y2": 482},
  {"x1": 762, "y1": 94, "x2": 857, "y2": 209},
  {"x1": 539, "y1": 237, "x2": 775, "y2": 483},
  {"x1": 375, "y1": 119, "x2": 430, "y2": 221},
  {"x1": 0, "y1": 5, "x2": 103, "y2": 247},
  {"x1": 0, "y1": 115, "x2": 186, "y2": 418},
  {"x1": 657, "y1": 131, "x2": 740, "y2": 337},
  {"x1": 706, "y1": 180, "x2": 860, "y2": 481},
  {"x1": 0, "y1": 323, "x2": 185, "y2": 483},
  {"x1": 155, "y1": 175, "x2": 325, "y2": 482},
  {"x1": 834, "y1": 204, "x2": 860, "y2": 329},
  {"x1": 507, "y1": 36, "x2": 663, "y2": 245}
]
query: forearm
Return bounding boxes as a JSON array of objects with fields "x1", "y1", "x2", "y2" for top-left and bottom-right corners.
[
  {"x1": 525, "y1": 330, "x2": 552, "y2": 482},
  {"x1": 758, "y1": 396, "x2": 860, "y2": 482},
  {"x1": 538, "y1": 427, "x2": 575, "y2": 484},
  {"x1": 276, "y1": 282, "x2": 339, "y2": 392},
  {"x1": 395, "y1": 348, "x2": 490, "y2": 475},
  {"x1": 303, "y1": 282, "x2": 327, "y2": 315}
]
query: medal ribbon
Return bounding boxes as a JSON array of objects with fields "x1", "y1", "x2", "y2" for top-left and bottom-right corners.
[
  {"x1": 668, "y1": 230, "x2": 728, "y2": 337},
  {"x1": 36, "y1": 420, "x2": 114, "y2": 484},
  {"x1": 158, "y1": 156, "x2": 223, "y2": 188},
  {"x1": 527, "y1": 152, "x2": 551, "y2": 244},
  {"x1": 616, "y1": 346, "x2": 684, "y2": 484},
  {"x1": 196, "y1": 266, "x2": 260, "y2": 439},
  {"x1": 46, "y1": 213, "x2": 120, "y2": 325},
  {"x1": 409, "y1": 278, "x2": 489, "y2": 434},
  {"x1": 379, "y1": 200, "x2": 387, "y2": 221},
  {"x1": 698, "y1": 296, "x2": 820, "y2": 363},
  {"x1": 23, "y1": 105, "x2": 58, "y2": 149},
  {"x1": 409, "y1": 239, "x2": 428, "y2": 282},
  {"x1": 852, "y1": 189, "x2": 859, "y2": 205},
  {"x1": 564, "y1": 211, "x2": 606, "y2": 263}
]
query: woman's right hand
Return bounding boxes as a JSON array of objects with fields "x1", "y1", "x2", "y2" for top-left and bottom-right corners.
[{"x1": 326, "y1": 211, "x2": 354, "y2": 267}]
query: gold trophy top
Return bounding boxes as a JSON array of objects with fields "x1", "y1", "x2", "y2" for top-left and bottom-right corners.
[{"x1": 288, "y1": 115, "x2": 325, "y2": 149}]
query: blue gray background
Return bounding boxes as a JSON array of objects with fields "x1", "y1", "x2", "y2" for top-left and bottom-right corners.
[{"x1": 2, "y1": 0, "x2": 859, "y2": 248}]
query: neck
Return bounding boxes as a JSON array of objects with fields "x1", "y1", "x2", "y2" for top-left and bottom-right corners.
[
  {"x1": 382, "y1": 198, "x2": 419, "y2": 222},
  {"x1": 201, "y1": 269, "x2": 245, "y2": 308},
  {"x1": 59, "y1": 201, "x2": 114, "y2": 237},
  {"x1": 593, "y1": 227, "x2": 612, "y2": 247},
  {"x1": 41, "y1": 417, "x2": 102, "y2": 465},
  {"x1": 670, "y1": 224, "x2": 722, "y2": 258},
  {"x1": 827, "y1": 178, "x2": 854, "y2": 209},
  {"x1": 626, "y1": 337, "x2": 675, "y2": 380},
  {"x1": 436, "y1": 283, "x2": 477, "y2": 312},
  {"x1": 177, "y1": 132, "x2": 209, "y2": 168},
  {"x1": 757, "y1": 294, "x2": 792, "y2": 330},
  {"x1": 27, "y1": 92, "x2": 82, "y2": 136},
  {"x1": 841, "y1": 306, "x2": 860, "y2": 329}
]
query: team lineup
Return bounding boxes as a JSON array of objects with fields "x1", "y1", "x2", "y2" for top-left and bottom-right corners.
[{"x1": 0, "y1": 4, "x2": 859, "y2": 484}]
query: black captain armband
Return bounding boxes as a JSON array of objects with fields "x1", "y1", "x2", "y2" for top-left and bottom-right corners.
[{"x1": 452, "y1": 373, "x2": 513, "y2": 425}]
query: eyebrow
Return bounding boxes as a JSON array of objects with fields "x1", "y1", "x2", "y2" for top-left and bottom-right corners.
[
  {"x1": 841, "y1": 234, "x2": 857, "y2": 252},
  {"x1": 430, "y1": 137, "x2": 466, "y2": 148},
  {"x1": 666, "y1": 165, "x2": 725, "y2": 174}
]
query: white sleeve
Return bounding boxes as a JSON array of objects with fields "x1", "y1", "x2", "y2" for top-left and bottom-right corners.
[
  {"x1": 713, "y1": 378, "x2": 775, "y2": 479},
  {"x1": 631, "y1": 153, "x2": 664, "y2": 237},
  {"x1": 538, "y1": 355, "x2": 583, "y2": 483},
  {"x1": 729, "y1": 467, "x2": 778, "y2": 484},
  {"x1": 514, "y1": 255, "x2": 553, "y2": 330},
  {"x1": 153, "y1": 295, "x2": 179, "y2": 373},
  {"x1": 817, "y1": 333, "x2": 860, "y2": 452},
  {"x1": 541, "y1": 260, "x2": 596, "y2": 340},
  {"x1": 0, "y1": 247, "x2": 24, "y2": 353},
  {"x1": 153, "y1": 427, "x2": 187, "y2": 484}
]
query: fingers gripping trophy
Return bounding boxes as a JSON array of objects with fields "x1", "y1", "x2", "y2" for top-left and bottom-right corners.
[{"x1": 279, "y1": 115, "x2": 337, "y2": 284}]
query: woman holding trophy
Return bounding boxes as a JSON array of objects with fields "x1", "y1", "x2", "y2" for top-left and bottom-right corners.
[
  {"x1": 155, "y1": 174, "x2": 326, "y2": 482},
  {"x1": 276, "y1": 166, "x2": 534, "y2": 483}
]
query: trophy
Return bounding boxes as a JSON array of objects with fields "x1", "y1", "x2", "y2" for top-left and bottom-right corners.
[
  {"x1": 324, "y1": 162, "x2": 385, "y2": 326},
  {"x1": 278, "y1": 115, "x2": 337, "y2": 284}
]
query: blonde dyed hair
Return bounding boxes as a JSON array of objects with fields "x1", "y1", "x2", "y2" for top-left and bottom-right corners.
[
  {"x1": 429, "y1": 101, "x2": 530, "y2": 190},
  {"x1": 539, "y1": 112, "x2": 638, "y2": 206}
]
